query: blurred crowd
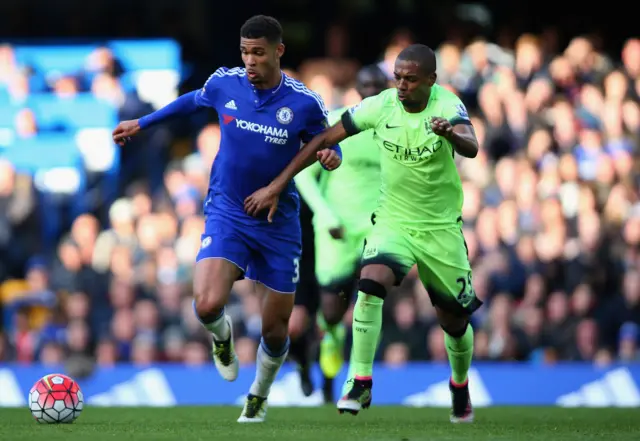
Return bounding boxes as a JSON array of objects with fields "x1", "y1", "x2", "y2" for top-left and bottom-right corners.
[{"x1": 1, "y1": 28, "x2": 640, "y2": 369}]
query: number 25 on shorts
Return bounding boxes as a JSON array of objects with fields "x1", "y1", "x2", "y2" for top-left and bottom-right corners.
[{"x1": 456, "y1": 271, "x2": 474, "y2": 307}]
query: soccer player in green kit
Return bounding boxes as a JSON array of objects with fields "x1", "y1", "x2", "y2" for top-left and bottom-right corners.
[
  {"x1": 294, "y1": 65, "x2": 389, "y2": 402},
  {"x1": 245, "y1": 44, "x2": 482, "y2": 423}
]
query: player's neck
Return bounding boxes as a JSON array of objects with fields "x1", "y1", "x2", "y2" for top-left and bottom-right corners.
[
  {"x1": 401, "y1": 90, "x2": 431, "y2": 113},
  {"x1": 255, "y1": 70, "x2": 282, "y2": 90},
  {"x1": 402, "y1": 100, "x2": 428, "y2": 113}
]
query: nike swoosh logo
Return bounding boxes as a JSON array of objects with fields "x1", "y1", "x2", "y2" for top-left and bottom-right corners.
[
  {"x1": 354, "y1": 318, "x2": 374, "y2": 324},
  {"x1": 386, "y1": 123, "x2": 401, "y2": 129}
]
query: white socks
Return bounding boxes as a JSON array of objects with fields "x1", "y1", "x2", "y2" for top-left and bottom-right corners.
[
  {"x1": 206, "y1": 313, "x2": 230, "y2": 341},
  {"x1": 193, "y1": 301, "x2": 230, "y2": 341},
  {"x1": 249, "y1": 338, "x2": 290, "y2": 398}
]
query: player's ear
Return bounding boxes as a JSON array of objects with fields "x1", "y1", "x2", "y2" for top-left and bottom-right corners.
[
  {"x1": 276, "y1": 43, "x2": 285, "y2": 58},
  {"x1": 428, "y1": 72, "x2": 437, "y2": 86}
]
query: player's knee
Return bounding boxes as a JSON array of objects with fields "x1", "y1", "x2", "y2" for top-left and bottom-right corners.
[
  {"x1": 358, "y1": 278, "x2": 388, "y2": 300},
  {"x1": 193, "y1": 285, "x2": 227, "y2": 317},
  {"x1": 287, "y1": 320, "x2": 306, "y2": 340},
  {"x1": 321, "y1": 293, "x2": 346, "y2": 325},
  {"x1": 440, "y1": 319, "x2": 469, "y2": 338},
  {"x1": 436, "y1": 306, "x2": 469, "y2": 337},
  {"x1": 287, "y1": 306, "x2": 308, "y2": 339},
  {"x1": 360, "y1": 264, "x2": 396, "y2": 289}
]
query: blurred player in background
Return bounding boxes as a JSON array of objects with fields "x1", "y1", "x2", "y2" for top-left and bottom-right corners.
[
  {"x1": 245, "y1": 44, "x2": 481, "y2": 423},
  {"x1": 285, "y1": 196, "x2": 320, "y2": 398},
  {"x1": 112, "y1": 15, "x2": 342, "y2": 423},
  {"x1": 294, "y1": 65, "x2": 388, "y2": 402}
]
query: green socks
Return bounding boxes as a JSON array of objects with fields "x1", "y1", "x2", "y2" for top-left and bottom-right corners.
[
  {"x1": 341, "y1": 349, "x2": 357, "y2": 396},
  {"x1": 317, "y1": 313, "x2": 345, "y2": 342},
  {"x1": 350, "y1": 292, "x2": 383, "y2": 378},
  {"x1": 444, "y1": 324, "x2": 474, "y2": 384}
]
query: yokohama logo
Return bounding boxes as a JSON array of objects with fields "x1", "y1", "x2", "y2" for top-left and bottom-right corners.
[{"x1": 235, "y1": 119, "x2": 289, "y2": 138}]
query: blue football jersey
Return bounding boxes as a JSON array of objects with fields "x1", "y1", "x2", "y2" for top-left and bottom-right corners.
[{"x1": 194, "y1": 67, "x2": 330, "y2": 227}]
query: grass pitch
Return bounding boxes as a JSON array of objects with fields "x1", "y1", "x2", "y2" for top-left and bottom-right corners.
[{"x1": 1, "y1": 406, "x2": 638, "y2": 441}]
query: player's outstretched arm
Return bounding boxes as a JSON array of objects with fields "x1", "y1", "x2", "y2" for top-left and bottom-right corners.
[
  {"x1": 431, "y1": 117, "x2": 479, "y2": 158},
  {"x1": 277, "y1": 121, "x2": 350, "y2": 189},
  {"x1": 112, "y1": 91, "x2": 202, "y2": 145},
  {"x1": 244, "y1": 122, "x2": 350, "y2": 221}
]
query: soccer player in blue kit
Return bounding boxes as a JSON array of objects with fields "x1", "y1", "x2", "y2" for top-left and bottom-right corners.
[{"x1": 112, "y1": 15, "x2": 342, "y2": 423}]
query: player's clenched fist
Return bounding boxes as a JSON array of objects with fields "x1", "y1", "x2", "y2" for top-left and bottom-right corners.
[
  {"x1": 112, "y1": 119, "x2": 141, "y2": 145},
  {"x1": 430, "y1": 117, "x2": 453, "y2": 138},
  {"x1": 245, "y1": 186, "x2": 280, "y2": 223},
  {"x1": 317, "y1": 148, "x2": 342, "y2": 171}
]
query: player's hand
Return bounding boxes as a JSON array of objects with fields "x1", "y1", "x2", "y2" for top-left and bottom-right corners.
[
  {"x1": 112, "y1": 119, "x2": 141, "y2": 146},
  {"x1": 244, "y1": 186, "x2": 280, "y2": 223},
  {"x1": 430, "y1": 117, "x2": 453, "y2": 139},
  {"x1": 317, "y1": 148, "x2": 341, "y2": 171},
  {"x1": 329, "y1": 226, "x2": 344, "y2": 240}
]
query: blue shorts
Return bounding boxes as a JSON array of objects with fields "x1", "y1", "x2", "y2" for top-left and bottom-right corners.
[{"x1": 196, "y1": 215, "x2": 302, "y2": 293}]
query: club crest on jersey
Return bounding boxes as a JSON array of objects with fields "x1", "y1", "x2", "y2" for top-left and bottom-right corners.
[
  {"x1": 276, "y1": 107, "x2": 294, "y2": 125},
  {"x1": 425, "y1": 119, "x2": 434, "y2": 134}
]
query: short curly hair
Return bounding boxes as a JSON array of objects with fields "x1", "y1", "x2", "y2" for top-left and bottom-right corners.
[{"x1": 240, "y1": 15, "x2": 283, "y2": 44}]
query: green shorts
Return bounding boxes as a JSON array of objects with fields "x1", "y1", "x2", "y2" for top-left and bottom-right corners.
[
  {"x1": 314, "y1": 226, "x2": 370, "y2": 292},
  {"x1": 361, "y1": 220, "x2": 482, "y2": 316}
]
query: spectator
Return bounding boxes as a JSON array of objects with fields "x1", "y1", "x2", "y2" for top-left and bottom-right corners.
[{"x1": 1, "y1": 32, "x2": 639, "y2": 368}]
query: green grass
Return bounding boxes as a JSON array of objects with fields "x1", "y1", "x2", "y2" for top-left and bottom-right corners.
[{"x1": 1, "y1": 406, "x2": 639, "y2": 441}]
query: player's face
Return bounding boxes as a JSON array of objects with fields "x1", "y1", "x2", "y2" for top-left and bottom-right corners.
[
  {"x1": 240, "y1": 38, "x2": 284, "y2": 85},
  {"x1": 356, "y1": 72, "x2": 388, "y2": 99},
  {"x1": 394, "y1": 59, "x2": 436, "y2": 108}
]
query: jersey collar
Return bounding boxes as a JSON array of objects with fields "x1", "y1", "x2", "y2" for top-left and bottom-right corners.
[
  {"x1": 246, "y1": 71, "x2": 285, "y2": 107},
  {"x1": 245, "y1": 71, "x2": 285, "y2": 94}
]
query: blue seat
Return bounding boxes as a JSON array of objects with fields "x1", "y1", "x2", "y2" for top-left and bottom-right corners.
[
  {"x1": 1, "y1": 134, "x2": 83, "y2": 175},
  {"x1": 27, "y1": 93, "x2": 117, "y2": 131},
  {"x1": 14, "y1": 45, "x2": 98, "y2": 76},
  {"x1": 108, "y1": 39, "x2": 181, "y2": 71},
  {"x1": 1, "y1": 134, "x2": 89, "y2": 249}
]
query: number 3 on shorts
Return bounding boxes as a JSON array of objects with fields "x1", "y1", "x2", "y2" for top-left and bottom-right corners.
[
  {"x1": 456, "y1": 271, "x2": 474, "y2": 308},
  {"x1": 292, "y1": 258, "x2": 300, "y2": 283}
]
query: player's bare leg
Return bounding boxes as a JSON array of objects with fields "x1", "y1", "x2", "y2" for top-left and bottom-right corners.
[
  {"x1": 193, "y1": 258, "x2": 241, "y2": 381},
  {"x1": 436, "y1": 306, "x2": 474, "y2": 423},
  {"x1": 318, "y1": 289, "x2": 350, "y2": 403},
  {"x1": 288, "y1": 305, "x2": 314, "y2": 396},
  {"x1": 338, "y1": 264, "x2": 394, "y2": 415},
  {"x1": 238, "y1": 284, "x2": 295, "y2": 423}
]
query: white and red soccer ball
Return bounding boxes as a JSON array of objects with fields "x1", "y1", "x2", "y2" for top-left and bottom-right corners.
[{"x1": 29, "y1": 373, "x2": 84, "y2": 423}]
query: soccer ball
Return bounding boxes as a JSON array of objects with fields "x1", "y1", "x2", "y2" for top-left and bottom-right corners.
[{"x1": 29, "y1": 373, "x2": 84, "y2": 423}]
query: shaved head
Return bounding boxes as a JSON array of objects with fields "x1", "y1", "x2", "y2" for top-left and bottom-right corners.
[{"x1": 397, "y1": 44, "x2": 437, "y2": 75}]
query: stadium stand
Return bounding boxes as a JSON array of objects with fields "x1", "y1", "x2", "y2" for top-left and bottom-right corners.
[{"x1": 0, "y1": 32, "x2": 639, "y2": 370}]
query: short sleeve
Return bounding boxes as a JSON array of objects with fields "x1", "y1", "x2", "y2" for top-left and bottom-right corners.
[
  {"x1": 326, "y1": 108, "x2": 343, "y2": 126},
  {"x1": 299, "y1": 93, "x2": 330, "y2": 143},
  {"x1": 342, "y1": 95, "x2": 381, "y2": 135},
  {"x1": 194, "y1": 67, "x2": 228, "y2": 109},
  {"x1": 442, "y1": 98, "x2": 472, "y2": 127}
]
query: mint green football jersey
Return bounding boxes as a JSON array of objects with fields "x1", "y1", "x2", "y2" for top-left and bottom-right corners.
[{"x1": 345, "y1": 85, "x2": 472, "y2": 231}]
